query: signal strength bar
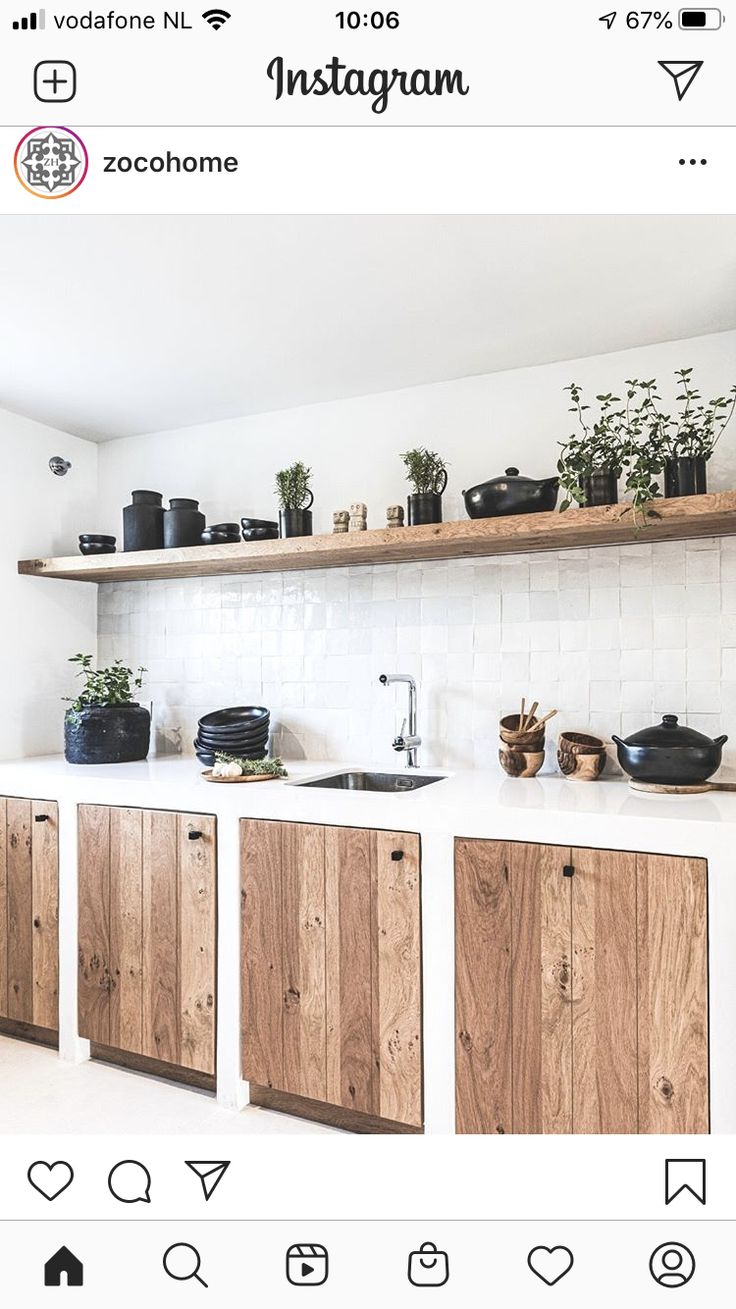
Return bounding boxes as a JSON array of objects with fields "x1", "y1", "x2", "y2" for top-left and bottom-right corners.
[{"x1": 12, "y1": 8, "x2": 45, "y2": 28}]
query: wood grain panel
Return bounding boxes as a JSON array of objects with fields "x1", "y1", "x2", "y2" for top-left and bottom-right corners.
[
  {"x1": 282, "y1": 822, "x2": 326, "y2": 1101},
  {"x1": 571, "y1": 847, "x2": 637, "y2": 1133},
  {"x1": 178, "y1": 814, "x2": 216, "y2": 1074},
  {"x1": 31, "y1": 802, "x2": 58, "y2": 1031},
  {"x1": 78, "y1": 804, "x2": 111, "y2": 1043},
  {"x1": 0, "y1": 799, "x2": 7, "y2": 1018},
  {"x1": 19, "y1": 490, "x2": 736, "y2": 582},
  {"x1": 637, "y1": 854, "x2": 709, "y2": 1134},
  {"x1": 515, "y1": 842, "x2": 573, "y2": 1134},
  {"x1": 455, "y1": 838, "x2": 512, "y2": 1134},
  {"x1": 241, "y1": 819, "x2": 285, "y2": 1088},
  {"x1": 141, "y1": 809, "x2": 178, "y2": 1064},
  {"x1": 374, "y1": 831, "x2": 422, "y2": 1128},
  {"x1": 6, "y1": 799, "x2": 32, "y2": 1023},
  {"x1": 325, "y1": 825, "x2": 375, "y2": 1114},
  {"x1": 109, "y1": 807, "x2": 143, "y2": 1054}
]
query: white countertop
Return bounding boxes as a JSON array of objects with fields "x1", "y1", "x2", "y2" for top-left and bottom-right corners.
[{"x1": 2, "y1": 753, "x2": 736, "y2": 859}]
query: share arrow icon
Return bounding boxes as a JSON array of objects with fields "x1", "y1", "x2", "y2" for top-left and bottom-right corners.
[
  {"x1": 185, "y1": 1160, "x2": 231, "y2": 1201},
  {"x1": 659, "y1": 60, "x2": 704, "y2": 101},
  {"x1": 599, "y1": 12, "x2": 617, "y2": 29}
]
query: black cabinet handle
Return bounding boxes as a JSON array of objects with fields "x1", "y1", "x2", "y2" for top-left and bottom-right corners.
[
  {"x1": 391, "y1": 850, "x2": 404, "y2": 862},
  {"x1": 34, "y1": 814, "x2": 49, "y2": 823},
  {"x1": 563, "y1": 864, "x2": 575, "y2": 878},
  {"x1": 188, "y1": 830, "x2": 203, "y2": 841}
]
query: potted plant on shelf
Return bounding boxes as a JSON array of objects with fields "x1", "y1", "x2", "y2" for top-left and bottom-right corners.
[
  {"x1": 401, "y1": 447, "x2": 449, "y2": 525},
  {"x1": 64, "y1": 654, "x2": 149, "y2": 765},
  {"x1": 275, "y1": 461, "x2": 314, "y2": 538},
  {"x1": 558, "y1": 384, "x2": 627, "y2": 509},
  {"x1": 646, "y1": 368, "x2": 736, "y2": 499}
]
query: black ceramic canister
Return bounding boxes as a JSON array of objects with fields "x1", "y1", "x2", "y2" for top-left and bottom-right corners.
[
  {"x1": 123, "y1": 490, "x2": 165, "y2": 552},
  {"x1": 163, "y1": 497, "x2": 206, "y2": 548}
]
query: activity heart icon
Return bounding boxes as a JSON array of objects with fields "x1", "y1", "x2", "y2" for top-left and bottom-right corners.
[
  {"x1": 27, "y1": 1161, "x2": 74, "y2": 1201},
  {"x1": 527, "y1": 1245, "x2": 574, "y2": 1285}
]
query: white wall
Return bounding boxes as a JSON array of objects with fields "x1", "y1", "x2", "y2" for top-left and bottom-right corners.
[
  {"x1": 96, "y1": 329, "x2": 736, "y2": 534},
  {"x1": 1, "y1": 409, "x2": 98, "y2": 760},
  {"x1": 92, "y1": 329, "x2": 736, "y2": 772}
]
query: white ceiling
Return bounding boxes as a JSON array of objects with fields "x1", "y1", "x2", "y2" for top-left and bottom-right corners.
[{"x1": 2, "y1": 215, "x2": 736, "y2": 442}]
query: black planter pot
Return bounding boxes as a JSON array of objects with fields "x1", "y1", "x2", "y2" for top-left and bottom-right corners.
[
  {"x1": 664, "y1": 455, "x2": 708, "y2": 499},
  {"x1": 123, "y1": 490, "x2": 164, "y2": 552},
  {"x1": 583, "y1": 470, "x2": 618, "y2": 507},
  {"x1": 407, "y1": 492, "x2": 444, "y2": 526},
  {"x1": 64, "y1": 704, "x2": 151, "y2": 765},
  {"x1": 279, "y1": 506, "x2": 313, "y2": 539},
  {"x1": 164, "y1": 497, "x2": 206, "y2": 548}
]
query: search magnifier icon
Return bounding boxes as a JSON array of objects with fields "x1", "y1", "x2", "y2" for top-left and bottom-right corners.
[{"x1": 163, "y1": 1243, "x2": 208, "y2": 1288}]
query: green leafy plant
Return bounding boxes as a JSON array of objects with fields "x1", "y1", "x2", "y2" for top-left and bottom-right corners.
[
  {"x1": 275, "y1": 461, "x2": 312, "y2": 510},
  {"x1": 215, "y1": 752, "x2": 287, "y2": 777},
  {"x1": 400, "y1": 447, "x2": 448, "y2": 495},
  {"x1": 637, "y1": 368, "x2": 736, "y2": 460},
  {"x1": 557, "y1": 384, "x2": 628, "y2": 510},
  {"x1": 64, "y1": 654, "x2": 146, "y2": 717}
]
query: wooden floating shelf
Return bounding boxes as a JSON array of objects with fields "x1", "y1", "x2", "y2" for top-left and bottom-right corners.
[{"x1": 18, "y1": 491, "x2": 736, "y2": 584}]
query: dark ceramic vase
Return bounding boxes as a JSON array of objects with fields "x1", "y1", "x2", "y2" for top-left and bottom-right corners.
[
  {"x1": 583, "y1": 470, "x2": 618, "y2": 507},
  {"x1": 664, "y1": 455, "x2": 707, "y2": 499},
  {"x1": 407, "y1": 492, "x2": 444, "y2": 526},
  {"x1": 123, "y1": 490, "x2": 164, "y2": 552},
  {"x1": 64, "y1": 704, "x2": 151, "y2": 765},
  {"x1": 163, "y1": 497, "x2": 206, "y2": 548},
  {"x1": 279, "y1": 506, "x2": 313, "y2": 538}
]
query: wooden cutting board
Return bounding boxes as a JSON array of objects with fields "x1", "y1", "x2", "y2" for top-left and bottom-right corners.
[
  {"x1": 629, "y1": 779, "x2": 736, "y2": 795},
  {"x1": 201, "y1": 770, "x2": 281, "y2": 784}
]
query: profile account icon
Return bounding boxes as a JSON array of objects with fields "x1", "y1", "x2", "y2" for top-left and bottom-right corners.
[{"x1": 649, "y1": 1242, "x2": 696, "y2": 1288}]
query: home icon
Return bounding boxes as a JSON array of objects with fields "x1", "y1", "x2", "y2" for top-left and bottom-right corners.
[{"x1": 44, "y1": 1246, "x2": 84, "y2": 1287}]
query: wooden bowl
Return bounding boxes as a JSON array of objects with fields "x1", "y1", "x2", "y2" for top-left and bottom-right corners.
[
  {"x1": 499, "y1": 746, "x2": 545, "y2": 778},
  {"x1": 499, "y1": 714, "x2": 545, "y2": 749},
  {"x1": 557, "y1": 748, "x2": 607, "y2": 780},
  {"x1": 558, "y1": 730, "x2": 605, "y2": 754}
]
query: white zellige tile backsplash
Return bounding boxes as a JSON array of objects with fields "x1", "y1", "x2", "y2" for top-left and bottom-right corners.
[{"x1": 96, "y1": 535, "x2": 736, "y2": 775}]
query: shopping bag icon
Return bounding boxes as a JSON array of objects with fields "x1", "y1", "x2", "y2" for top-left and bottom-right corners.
[{"x1": 408, "y1": 1241, "x2": 450, "y2": 1286}]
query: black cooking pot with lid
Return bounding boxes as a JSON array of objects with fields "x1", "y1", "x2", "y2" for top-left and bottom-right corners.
[
  {"x1": 612, "y1": 714, "x2": 728, "y2": 785},
  {"x1": 462, "y1": 468, "x2": 559, "y2": 519}
]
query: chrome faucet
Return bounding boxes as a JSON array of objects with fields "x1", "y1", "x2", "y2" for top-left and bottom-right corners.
[{"x1": 379, "y1": 673, "x2": 421, "y2": 768}]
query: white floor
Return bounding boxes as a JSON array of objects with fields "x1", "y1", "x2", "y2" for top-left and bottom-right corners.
[{"x1": 0, "y1": 1037, "x2": 339, "y2": 1135}]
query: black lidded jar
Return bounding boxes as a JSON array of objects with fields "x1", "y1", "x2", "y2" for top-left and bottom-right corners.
[
  {"x1": 123, "y1": 490, "x2": 165, "y2": 552},
  {"x1": 163, "y1": 497, "x2": 206, "y2": 548}
]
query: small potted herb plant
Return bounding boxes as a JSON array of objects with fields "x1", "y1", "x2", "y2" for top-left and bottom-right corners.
[
  {"x1": 64, "y1": 654, "x2": 149, "y2": 765},
  {"x1": 401, "y1": 447, "x2": 449, "y2": 525},
  {"x1": 558, "y1": 384, "x2": 627, "y2": 509},
  {"x1": 653, "y1": 368, "x2": 736, "y2": 498},
  {"x1": 275, "y1": 461, "x2": 314, "y2": 538}
]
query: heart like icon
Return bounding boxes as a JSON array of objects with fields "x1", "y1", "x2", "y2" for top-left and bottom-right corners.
[
  {"x1": 527, "y1": 1245, "x2": 574, "y2": 1286},
  {"x1": 27, "y1": 1161, "x2": 74, "y2": 1202}
]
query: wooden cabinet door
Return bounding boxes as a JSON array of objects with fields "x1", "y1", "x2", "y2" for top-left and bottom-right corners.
[
  {"x1": 0, "y1": 797, "x2": 58, "y2": 1034},
  {"x1": 455, "y1": 838, "x2": 709, "y2": 1135},
  {"x1": 241, "y1": 820, "x2": 423, "y2": 1129},
  {"x1": 78, "y1": 805, "x2": 216, "y2": 1075}
]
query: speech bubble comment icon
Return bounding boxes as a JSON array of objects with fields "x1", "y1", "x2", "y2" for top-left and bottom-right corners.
[{"x1": 108, "y1": 1160, "x2": 152, "y2": 1204}]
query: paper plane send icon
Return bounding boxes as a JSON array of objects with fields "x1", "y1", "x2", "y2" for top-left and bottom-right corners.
[
  {"x1": 185, "y1": 1160, "x2": 230, "y2": 1201},
  {"x1": 659, "y1": 60, "x2": 704, "y2": 101}
]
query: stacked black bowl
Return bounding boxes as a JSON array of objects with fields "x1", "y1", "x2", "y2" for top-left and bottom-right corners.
[{"x1": 194, "y1": 706, "x2": 270, "y2": 767}]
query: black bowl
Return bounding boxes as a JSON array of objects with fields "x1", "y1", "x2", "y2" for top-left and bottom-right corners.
[
  {"x1": 195, "y1": 743, "x2": 267, "y2": 765},
  {"x1": 195, "y1": 731, "x2": 269, "y2": 752},
  {"x1": 196, "y1": 718, "x2": 269, "y2": 737},
  {"x1": 210, "y1": 523, "x2": 241, "y2": 534},
  {"x1": 241, "y1": 518, "x2": 279, "y2": 531},
  {"x1": 80, "y1": 541, "x2": 117, "y2": 556},
  {"x1": 80, "y1": 533, "x2": 116, "y2": 544},
  {"x1": 242, "y1": 527, "x2": 279, "y2": 542},
  {"x1": 200, "y1": 529, "x2": 240, "y2": 546},
  {"x1": 199, "y1": 706, "x2": 269, "y2": 730}
]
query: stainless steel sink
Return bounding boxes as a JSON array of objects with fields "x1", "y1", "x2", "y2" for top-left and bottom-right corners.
[{"x1": 296, "y1": 770, "x2": 445, "y2": 793}]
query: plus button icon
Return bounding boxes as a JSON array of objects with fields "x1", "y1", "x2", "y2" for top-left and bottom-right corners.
[{"x1": 34, "y1": 60, "x2": 77, "y2": 103}]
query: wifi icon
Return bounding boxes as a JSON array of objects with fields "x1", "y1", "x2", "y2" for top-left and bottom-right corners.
[{"x1": 202, "y1": 7, "x2": 231, "y2": 28}]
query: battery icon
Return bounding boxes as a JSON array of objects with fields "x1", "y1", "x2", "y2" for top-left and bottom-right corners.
[{"x1": 679, "y1": 8, "x2": 723, "y2": 26}]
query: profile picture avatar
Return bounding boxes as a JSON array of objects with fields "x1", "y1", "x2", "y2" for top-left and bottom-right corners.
[{"x1": 14, "y1": 126, "x2": 88, "y2": 199}]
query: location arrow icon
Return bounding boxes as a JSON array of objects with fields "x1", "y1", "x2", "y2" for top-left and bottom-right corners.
[
  {"x1": 185, "y1": 1160, "x2": 230, "y2": 1201},
  {"x1": 599, "y1": 12, "x2": 617, "y2": 29},
  {"x1": 659, "y1": 60, "x2": 704, "y2": 101}
]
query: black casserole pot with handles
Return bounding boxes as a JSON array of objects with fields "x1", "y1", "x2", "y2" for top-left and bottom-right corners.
[
  {"x1": 462, "y1": 467, "x2": 559, "y2": 518},
  {"x1": 612, "y1": 714, "x2": 728, "y2": 785}
]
